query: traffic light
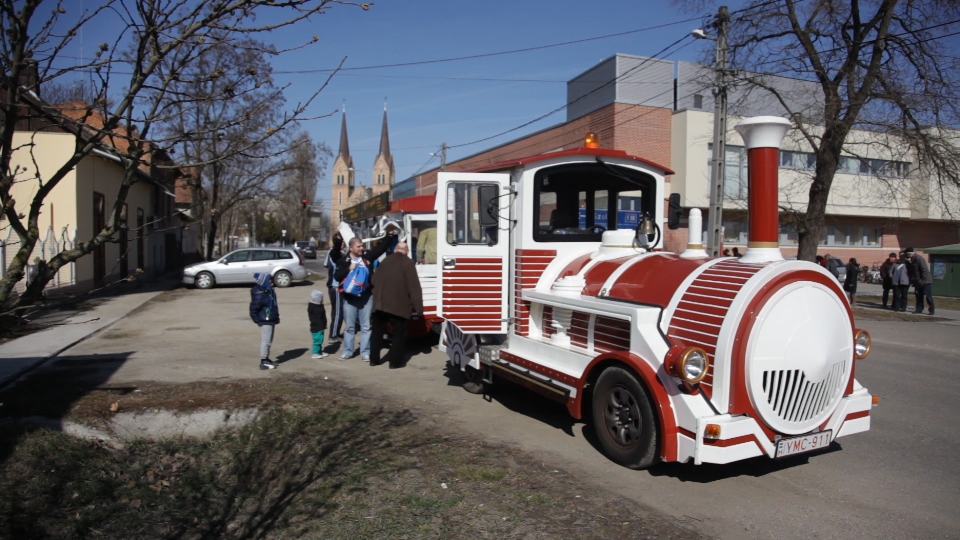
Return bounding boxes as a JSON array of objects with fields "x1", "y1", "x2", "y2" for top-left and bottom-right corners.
[{"x1": 301, "y1": 198, "x2": 308, "y2": 209}]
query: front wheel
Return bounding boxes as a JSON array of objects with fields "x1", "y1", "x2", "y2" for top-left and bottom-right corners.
[
  {"x1": 273, "y1": 270, "x2": 292, "y2": 288},
  {"x1": 195, "y1": 272, "x2": 215, "y2": 290},
  {"x1": 591, "y1": 367, "x2": 658, "y2": 469}
]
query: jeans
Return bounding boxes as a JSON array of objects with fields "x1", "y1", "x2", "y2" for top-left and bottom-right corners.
[
  {"x1": 370, "y1": 311, "x2": 408, "y2": 366},
  {"x1": 342, "y1": 293, "x2": 372, "y2": 357},
  {"x1": 915, "y1": 283, "x2": 935, "y2": 313},
  {"x1": 311, "y1": 331, "x2": 325, "y2": 355},
  {"x1": 260, "y1": 324, "x2": 275, "y2": 360}
]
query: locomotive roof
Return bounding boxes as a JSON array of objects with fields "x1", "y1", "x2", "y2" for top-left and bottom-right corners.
[{"x1": 468, "y1": 147, "x2": 675, "y2": 175}]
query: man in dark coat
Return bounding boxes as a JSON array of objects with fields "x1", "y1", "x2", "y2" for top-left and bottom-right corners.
[
  {"x1": 904, "y1": 247, "x2": 935, "y2": 315},
  {"x1": 369, "y1": 241, "x2": 424, "y2": 368},
  {"x1": 879, "y1": 252, "x2": 896, "y2": 309}
]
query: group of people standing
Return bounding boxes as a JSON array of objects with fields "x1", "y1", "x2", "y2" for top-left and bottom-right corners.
[
  {"x1": 325, "y1": 230, "x2": 424, "y2": 368},
  {"x1": 814, "y1": 249, "x2": 933, "y2": 315},
  {"x1": 248, "y1": 229, "x2": 424, "y2": 371},
  {"x1": 879, "y1": 248, "x2": 935, "y2": 315}
]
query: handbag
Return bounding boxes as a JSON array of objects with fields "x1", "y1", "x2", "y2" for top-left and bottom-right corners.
[{"x1": 341, "y1": 263, "x2": 369, "y2": 296}]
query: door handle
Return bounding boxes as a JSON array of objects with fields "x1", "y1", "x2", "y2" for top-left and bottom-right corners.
[{"x1": 442, "y1": 257, "x2": 457, "y2": 269}]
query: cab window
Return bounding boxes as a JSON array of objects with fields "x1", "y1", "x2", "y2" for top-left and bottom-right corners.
[
  {"x1": 411, "y1": 219, "x2": 438, "y2": 264},
  {"x1": 446, "y1": 182, "x2": 499, "y2": 246},
  {"x1": 533, "y1": 163, "x2": 656, "y2": 243}
]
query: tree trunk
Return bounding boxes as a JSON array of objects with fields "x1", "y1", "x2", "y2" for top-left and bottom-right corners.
[
  {"x1": 0, "y1": 232, "x2": 38, "y2": 306},
  {"x1": 797, "y1": 133, "x2": 844, "y2": 261}
]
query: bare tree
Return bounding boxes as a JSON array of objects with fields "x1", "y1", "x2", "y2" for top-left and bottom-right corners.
[
  {"x1": 0, "y1": 0, "x2": 360, "y2": 308},
  {"x1": 712, "y1": 0, "x2": 960, "y2": 260},
  {"x1": 272, "y1": 132, "x2": 331, "y2": 242}
]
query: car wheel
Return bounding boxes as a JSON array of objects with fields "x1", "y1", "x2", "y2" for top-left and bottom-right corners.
[
  {"x1": 273, "y1": 270, "x2": 292, "y2": 288},
  {"x1": 591, "y1": 367, "x2": 659, "y2": 469},
  {"x1": 195, "y1": 272, "x2": 215, "y2": 290},
  {"x1": 461, "y1": 365, "x2": 486, "y2": 394}
]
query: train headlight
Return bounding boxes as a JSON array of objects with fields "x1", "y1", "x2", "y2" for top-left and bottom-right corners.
[
  {"x1": 854, "y1": 329, "x2": 871, "y2": 359},
  {"x1": 668, "y1": 346, "x2": 710, "y2": 384}
]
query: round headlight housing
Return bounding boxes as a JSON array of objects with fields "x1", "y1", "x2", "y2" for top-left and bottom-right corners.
[
  {"x1": 669, "y1": 346, "x2": 710, "y2": 384},
  {"x1": 854, "y1": 329, "x2": 871, "y2": 359}
]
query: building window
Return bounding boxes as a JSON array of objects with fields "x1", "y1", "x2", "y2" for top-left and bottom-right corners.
[
  {"x1": 693, "y1": 94, "x2": 703, "y2": 109},
  {"x1": 338, "y1": 192, "x2": 342, "y2": 204},
  {"x1": 722, "y1": 220, "x2": 747, "y2": 244},
  {"x1": 708, "y1": 144, "x2": 748, "y2": 199}
]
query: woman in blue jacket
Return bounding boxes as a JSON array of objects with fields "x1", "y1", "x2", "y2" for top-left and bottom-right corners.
[{"x1": 250, "y1": 272, "x2": 281, "y2": 370}]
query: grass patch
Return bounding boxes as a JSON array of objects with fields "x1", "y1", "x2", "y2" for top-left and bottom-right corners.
[
  {"x1": 456, "y1": 465, "x2": 506, "y2": 482},
  {"x1": 0, "y1": 375, "x2": 702, "y2": 540}
]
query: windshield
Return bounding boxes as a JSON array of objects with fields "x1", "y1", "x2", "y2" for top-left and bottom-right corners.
[{"x1": 295, "y1": 241, "x2": 310, "y2": 248}]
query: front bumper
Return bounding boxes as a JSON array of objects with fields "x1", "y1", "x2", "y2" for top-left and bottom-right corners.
[
  {"x1": 182, "y1": 273, "x2": 196, "y2": 285},
  {"x1": 676, "y1": 386, "x2": 873, "y2": 465}
]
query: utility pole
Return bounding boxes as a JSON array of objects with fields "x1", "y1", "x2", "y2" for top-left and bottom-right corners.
[
  {"x1": 704, "y1": 5, "x2": 730, "y2": 257},
  {"x1": 440, "y1": 142, "x2": 448, "y2": 171}
]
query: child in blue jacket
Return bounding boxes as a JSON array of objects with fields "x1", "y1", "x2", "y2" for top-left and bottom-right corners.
[{"x1": 250, "y1": 272, "x2": 280, "y2": 370}]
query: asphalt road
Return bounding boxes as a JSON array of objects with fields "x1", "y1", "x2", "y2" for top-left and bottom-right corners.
[{"x1": 35, "y1": 283, "x2": 960, "y2": 540}]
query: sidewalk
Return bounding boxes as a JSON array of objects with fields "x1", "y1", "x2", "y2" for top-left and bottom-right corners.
[{"x1": 0, "y1": 279, "x2": 178, "y2": 388}]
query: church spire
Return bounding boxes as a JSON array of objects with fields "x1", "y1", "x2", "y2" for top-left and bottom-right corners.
[
  {"x1": 378, "y1": 101, "x2": 391, "y2": 159},
  {"x1": 338, "y1": 105, "x2": 353, "y2": 169}
]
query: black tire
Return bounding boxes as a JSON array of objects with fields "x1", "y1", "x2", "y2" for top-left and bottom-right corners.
[
  {"x1": 273, "y1": 270, "x2": 292, "y2": 288},
  {"x1": 195, "y1": 272, "x2": 215, "y2": 290},
  {"x1": 591, "y1": 367, "x2": 658, "y2": 469},
  {"x1": 461, "y1": 365, "x2": 486, "y2": 394}
]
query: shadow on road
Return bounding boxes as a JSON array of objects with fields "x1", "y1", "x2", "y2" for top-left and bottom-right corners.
[
  {"x1": 647, "y1": 442, "x2": 842, "y2": 482},
  {"x1": 441, "y1": 361, "x2": 581, "y2": 437},
  {"x1": 276, "y1": 348, "x2": 308, "y2": 363}
]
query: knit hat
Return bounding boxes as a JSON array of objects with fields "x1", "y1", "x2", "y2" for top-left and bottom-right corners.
[
  {"x1": 904, "y1": 247, "x2": 915, "y2": 254},
  {"x1": 254, "y1": 272, "x2": 272, "y2": 289},
  {"x1": 310, "y1": 289, "x2": 323, "y2": 304}
]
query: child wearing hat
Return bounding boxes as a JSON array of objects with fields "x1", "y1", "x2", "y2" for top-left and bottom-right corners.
[{"x1": 309, "y1": 289, "x2": 329, "y2": 359}]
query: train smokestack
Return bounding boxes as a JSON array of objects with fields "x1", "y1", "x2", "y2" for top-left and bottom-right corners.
[{"x1": 733, "y1": 116, "x2": 792, "y2": 264}]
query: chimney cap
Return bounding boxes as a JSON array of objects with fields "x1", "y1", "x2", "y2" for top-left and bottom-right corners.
[{"x1": 734, "y1": 116, "x2": 792, "y2": 150}]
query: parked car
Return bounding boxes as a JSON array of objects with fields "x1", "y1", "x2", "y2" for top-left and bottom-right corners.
[
  {"x1": 295, "y1": 240, "x2": 317, "y2": 259},
  {"x1": 182, "y1": 248, "x2": 308, "y2": 289}
]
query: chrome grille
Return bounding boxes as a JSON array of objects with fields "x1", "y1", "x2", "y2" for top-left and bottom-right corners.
[{"x1": 762, "y1": 361, "x2": 846, "y2": 424}]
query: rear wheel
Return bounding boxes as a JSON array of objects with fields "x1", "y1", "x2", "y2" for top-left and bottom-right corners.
[
  {"x1": 195, "y1": 272, "x2": 215, "y2": 290},
  {"x1": 462, "y1": 365, "x2": 486, "y2": 394},
  {"x1": 591, "y1": 367, "x2": 658, "y2": 469},
  {"x1": 273, "y1": 270, "x2": 292, "y2": 288}
]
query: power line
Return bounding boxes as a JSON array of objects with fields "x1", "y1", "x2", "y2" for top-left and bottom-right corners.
[
  {"x1": 272, "y1": 18, "x2": 703, "y2": 75},
  {"x1": 447, "y1": 36, "x2": 694, "y2": 150}
]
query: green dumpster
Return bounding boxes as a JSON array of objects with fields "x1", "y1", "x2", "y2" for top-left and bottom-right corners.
[{"x1": 924, "y1": 243, "x2": 960, "y2": 298}]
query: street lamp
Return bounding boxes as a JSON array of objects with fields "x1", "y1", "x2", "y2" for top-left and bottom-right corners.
[{"x1": 694, "y1": 6, "x2": 730, "y2": 258}]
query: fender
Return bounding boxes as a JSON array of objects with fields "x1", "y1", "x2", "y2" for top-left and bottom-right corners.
[{"x1": 573, "y1": 351, "x2": 680, "y2": 462}]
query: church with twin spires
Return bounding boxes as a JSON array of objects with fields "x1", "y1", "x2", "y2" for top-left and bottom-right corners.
[{"x1": 330, "y1": 105, "x2": 395, "y2": 232}]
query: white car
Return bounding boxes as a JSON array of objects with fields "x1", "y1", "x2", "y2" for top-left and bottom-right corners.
[{"x1": 182, "y1": 248, "x2": 309, "y2": 289}]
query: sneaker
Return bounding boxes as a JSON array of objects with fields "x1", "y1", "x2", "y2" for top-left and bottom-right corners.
[
  {"x1": 259, "y1": 360, "x2": 278, "y2": 370},
  {"x1": 339, "y1": 353, "x2": 352, "y2": 361},
  {"x1": 312, "y1": 352, "x2": 328, "y2": 359},
  {"x1": 329, "y1": 335, "x2": 342, "y2": 343},
  {"x1": 361, "y1": 355, "x2": 371, "y2": 362}
]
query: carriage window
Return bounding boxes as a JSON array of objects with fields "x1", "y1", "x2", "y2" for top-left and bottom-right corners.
[
  {"x1": 411, "y1": 219, "x2": 437, "y2": 263},
  {"x1": 446, "y1": 182, "x2": 499, "y2": 246},
  {"x1": 533, "y1": 163, "x2": 656, "y2": 243}
]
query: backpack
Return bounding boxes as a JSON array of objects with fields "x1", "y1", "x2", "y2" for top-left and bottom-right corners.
[{"x1": 341, "y1": 263, "x2": 369, "y2": 296}]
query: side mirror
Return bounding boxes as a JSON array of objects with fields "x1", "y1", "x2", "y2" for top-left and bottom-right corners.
[
  {"x1": 219, "y1": 260, "x2": 228, "y2": 265},
  {"x1": 478, "y1": 185, "x2": 499, "y2": 227},
  {"x1": 667, "y1": 193, "x2": 682, "y2": 230}
]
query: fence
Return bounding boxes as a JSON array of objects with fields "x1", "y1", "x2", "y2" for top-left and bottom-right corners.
[{"x1": 0, "y1": 226, "x2": 77, "y2": 294}]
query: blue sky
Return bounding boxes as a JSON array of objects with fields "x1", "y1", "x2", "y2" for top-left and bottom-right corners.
[
  {"x1": 51, "y1": 1, "x2": 728, "y2": 206},
  {"x1": 259, "y1": 0, "x2": 718, "y2": 206}
]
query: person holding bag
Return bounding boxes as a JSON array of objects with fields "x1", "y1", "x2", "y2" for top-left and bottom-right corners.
[{"x1": 333, "y1": 234, "x2": 392, "y2": 361}]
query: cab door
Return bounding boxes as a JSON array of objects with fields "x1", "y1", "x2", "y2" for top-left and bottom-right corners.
[{"x1": 435, "y1": 172, "x2": 511, "y2": 334}]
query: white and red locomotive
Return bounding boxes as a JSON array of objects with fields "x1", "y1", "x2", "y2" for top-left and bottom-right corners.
[{"x1": 419, "y1": 116, "x2": 875, "y2": 469}]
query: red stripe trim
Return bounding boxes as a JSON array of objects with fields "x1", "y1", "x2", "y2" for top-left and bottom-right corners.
[
  {"x1": 844, "y1": 410, "x2": 869, "y2": 421},
  {"x1": 702, "y1": 434, "x2": 768, "y2": 452}
]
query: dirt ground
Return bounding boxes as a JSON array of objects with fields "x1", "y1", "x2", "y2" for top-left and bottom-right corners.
[{"x1": 0, "y1": 374, "x2": 702, "y2": 540}]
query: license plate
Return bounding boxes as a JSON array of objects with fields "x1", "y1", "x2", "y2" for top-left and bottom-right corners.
[{"x1": 775, "y1": 430, "x2": 833, "y2": 458}]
